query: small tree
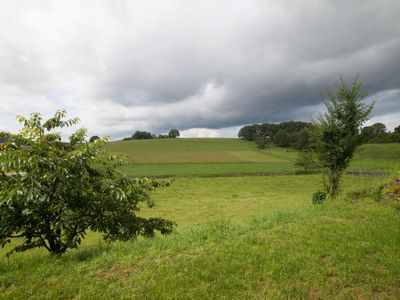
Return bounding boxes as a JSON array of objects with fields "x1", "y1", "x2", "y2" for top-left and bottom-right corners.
[
  {"x1": 168, "y1": 129, "x2": 180, "y2": 138},
  {"x1": 0, "y1": 110, "x2": 175, "y2": 256},
  {"x1": 310, "y1": 77, "x2": 374, "y2": 198}
]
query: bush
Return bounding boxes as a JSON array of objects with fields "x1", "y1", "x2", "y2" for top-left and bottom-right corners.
[
  {"x1": 0, "y1": 110, "x2": 175, "y2": 256},
  {"x1": 312, "y1": 191, "x2": 327, "y2": 205}
]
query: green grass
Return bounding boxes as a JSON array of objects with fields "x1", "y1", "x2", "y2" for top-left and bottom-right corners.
[
  {"x1": 122, "y1": 162, "x2": 298, "y2": 177},
  {"x1": 105, "y1": 138, "x2": 298, "y2": 164},
  {"x1": 1, "y1": 194, "x2": 400, "y2": 299},
  {"x1": 106, "y1": 138, "x2": 301, "y2": 177},
  {"x1": 1, "y1": 139, "x2": 399, "y2": 298},
  {"x1": 349, "y1": 143, "x2": 400, "y2": 172},
  {"x1": 355, "y1": 144, "x2": 400, "y2": 161},
  {"x1": 140, "y1": 175, "x2": 385, "y2": 229},
  {"x1": 105, "y1": 139, "x2": 400, "y2": 177}
]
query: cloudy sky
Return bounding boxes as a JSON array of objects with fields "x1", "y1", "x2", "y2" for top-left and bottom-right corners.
[{"x1": 0, "y1": 0, "x2": 399, "y2": 139}]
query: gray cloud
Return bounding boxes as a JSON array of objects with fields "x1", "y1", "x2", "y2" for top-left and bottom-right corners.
[{"x1": 0, "y1": 0, "x2": 399, "y2": 138}]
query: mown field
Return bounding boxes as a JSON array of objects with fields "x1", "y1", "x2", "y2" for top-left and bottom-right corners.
[
  {"x1": 1, "y1": 139, "x2": 400, "y2": 299},
  {"x1": 105, "y1": 138, "x2": 400, "y2": 177}
]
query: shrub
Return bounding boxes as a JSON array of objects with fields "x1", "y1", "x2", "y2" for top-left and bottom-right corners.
[{"x1": 312, "y1": 191, "x2": 327, "y2": 205}]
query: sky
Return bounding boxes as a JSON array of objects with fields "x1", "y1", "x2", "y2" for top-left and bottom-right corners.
[{"x1": 0, "y1": 0, "x2": 399, "y2": 139}]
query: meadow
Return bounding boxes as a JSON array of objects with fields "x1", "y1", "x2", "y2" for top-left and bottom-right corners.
[{"x1": 1, "y1": 138, "x2": 400, "y2": 299}]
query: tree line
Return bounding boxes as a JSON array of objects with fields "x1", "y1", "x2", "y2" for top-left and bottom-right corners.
[
  {"x1": 238, "y1": 121, "x2": 311, "y2": 149},
  {"x1": 238, "y1": 119, "x2": 399, "y2": 150},
  {"x1": 122, "y1": 128, "x2": 180, "y2": 140}
]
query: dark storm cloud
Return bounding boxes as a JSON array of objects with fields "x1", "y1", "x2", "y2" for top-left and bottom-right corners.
[{"x1": 0, "y1": 0, "x2": 399, "y2": 137}]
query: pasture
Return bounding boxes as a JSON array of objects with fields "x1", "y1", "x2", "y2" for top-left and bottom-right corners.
[{"x1": 1, "y1": 138, "x2": 400, "y2": 299}]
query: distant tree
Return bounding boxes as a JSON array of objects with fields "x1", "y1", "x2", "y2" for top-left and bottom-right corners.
[
  {"x1": 0, "y1": 132, "x2": 9, "y2": 144},
  {"x1": 293, "y1": 128, "x2": 311, "y2": 150},
  {"x1": 371, "y1": 123, "x2": 387, "y2": 135},
  {"x1": 238, "y1": 125, "x2": 259, "y2": 141},
  {"x1": 132, "y1": 131, "x2": 153, "y2": 140},
  {"x1": 158, "y1": 134, "x2": 169, "y2": 139},
  {"x1": 168, "y1": 129, "x2": 180, "y2": 138},
  {"x1": 295, "y1": 151, "x2": 317, "y2": 172},
  {"x1": 361, "y1": 123, "x2": 387, "y2": 143},
  {"x1": 238, "y1": 121, "x2": 310, "y2": 144},
  {"x1": 393, "y1": 125, "x2": 400, "y2": 143},
  {"x1": 254, "y1": 128, "x2": 270, "y2": 149},
  {"x1": 89, "y1": 135, "x2": 100, "y2": 142},
  {"x1": 0, "y1": 110, "x2": 174, "y2": 256},
  {"x1": 273, "y1": 130, "x2": 291, "y2": 147},
  {"x1": 310, "y1": 77, "x2": 374, "y2": 199},
  {"x1": 278, "y1": 121, "x2": 310, "y2": 135}
]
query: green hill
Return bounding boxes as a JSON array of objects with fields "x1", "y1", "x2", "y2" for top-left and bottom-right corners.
[
  {"x1": 104, "y1": 138, "x2": 298, "y2": 164},
  {"x1": 105, "y1": 138, "x2": 300, "y2": 177},
  {"x1": 104, "y1": 139, "x2": 400, "y2": 177}
]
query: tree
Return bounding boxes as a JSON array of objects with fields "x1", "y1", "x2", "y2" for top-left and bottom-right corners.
[
  {"x1": 293, "y1": 128, "x2": 311, "y2": 150},
  {"x1": 168, "y1": 129, "x2": 180, "y2": 138},
  {"x1": 310, "y1": 77, "x2": 374, "y2": 199},
  {"x1": 238, "y1": 125, "x2": 258, "y2": 140},
  {"x1": 89, "y1": 135, "x2": 100, "y2": 142},
  {"x1": 393, "y1": 125, "x2": 400, "y2": 143},
  {"x1": 0, "y1": 110, "x2": 175, "y2": 256},
  {"x1": 361, "y1": 123, "x2": 387, "y2": 143},
  {"x1": 273, "y1": 130, "x2": 291, "y2": 147},
  {"x1": 132, "y1": 131, "x2": 153, "y2": 140},
  {"x1": 237, "y1": 122, "x2": 310, "y2": 142},
  {"x1": 254, "y1": 128, "x2": 270, "y2": 149}
]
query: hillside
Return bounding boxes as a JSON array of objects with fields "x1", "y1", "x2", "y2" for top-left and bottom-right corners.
[
  {"x1": 104, "y1": 138, "x2": 298, "y2": 164},
  {"x1": 104, "y1": 139, "x2": 400, "y2": 177}
]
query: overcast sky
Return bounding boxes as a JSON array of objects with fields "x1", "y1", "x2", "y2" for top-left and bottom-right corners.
[{"x1": 0, "y1": 0, "x2": 399, "y2": 139}]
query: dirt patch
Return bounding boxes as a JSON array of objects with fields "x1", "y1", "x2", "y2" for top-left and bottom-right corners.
[
  {"x1": 96, "y1": 261, "x2": 144, "y2": 281},
  {"x1": 384, "y1": 177, "x2": 400, "y2": 201}
]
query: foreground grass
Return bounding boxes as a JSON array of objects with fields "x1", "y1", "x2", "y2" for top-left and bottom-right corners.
[
  {"x1": 1, "y1": 197, "x2": 400, "y2": 299},
  {"x1": 140, "y1": 175, "x2": 385, "y2": 229}
]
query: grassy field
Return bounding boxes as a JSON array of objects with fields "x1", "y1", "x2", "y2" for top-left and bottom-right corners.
[
  {"x1": 1, "y1": 194, "x2": 400, "y2": 299},
  {"x1": 106, "y1": 139, "x2": 400, "y2": 177},
  {"x1": 105, "y1": 138, "x2": 299, "y2": 163},
  {"x1": 1, "y1": 139, "x2": 399, "y2": 299},
  {"x1": 140, "y1": 175, "x2": 385, "y2": 229},
  {"x1": 349, "y1": 143, "x2": 400, "y2": 172}
]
